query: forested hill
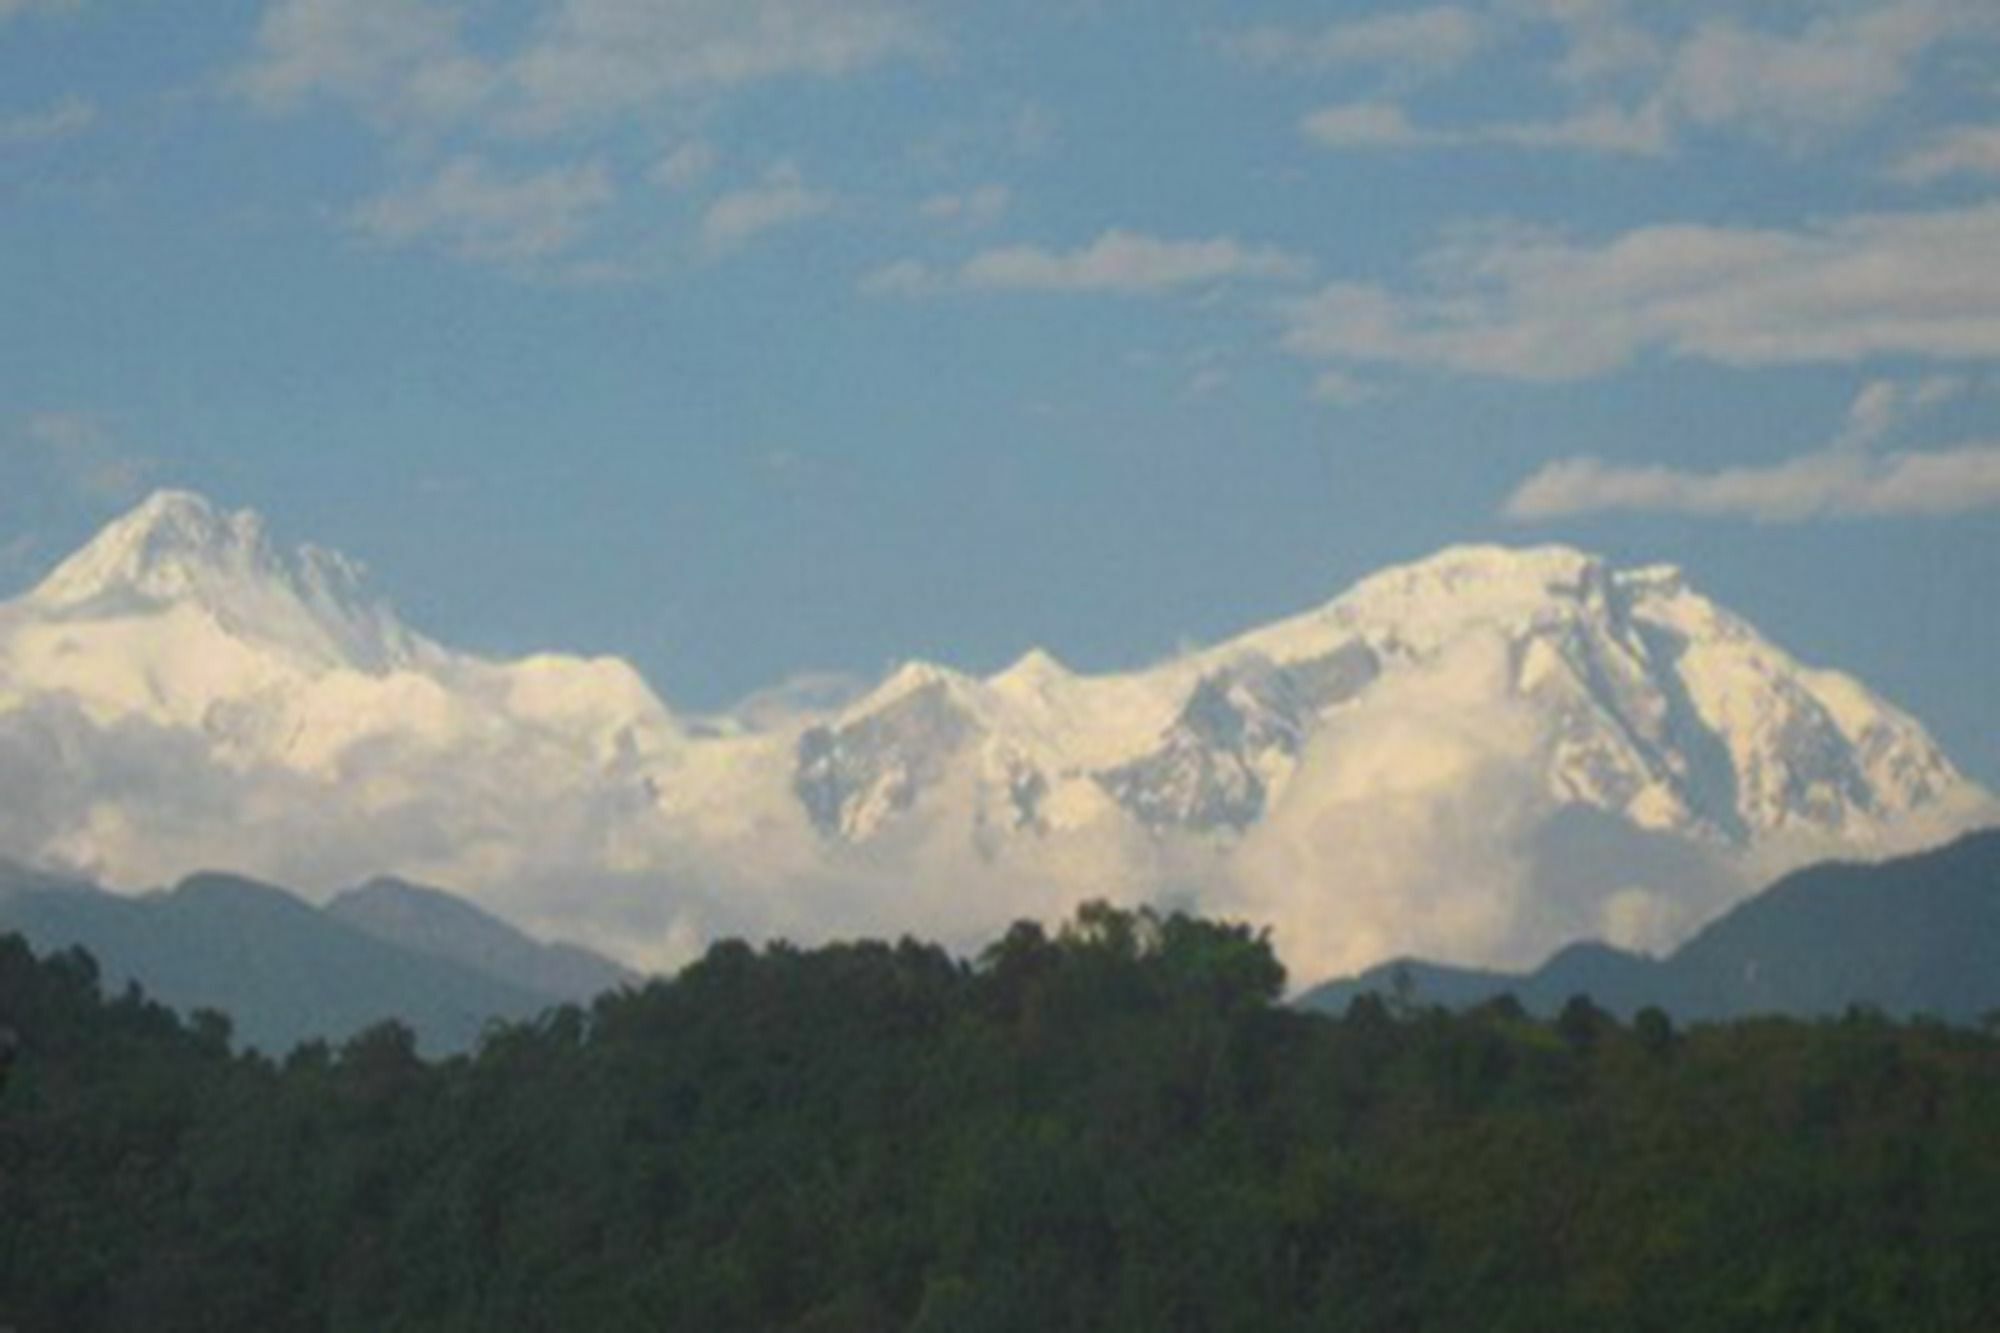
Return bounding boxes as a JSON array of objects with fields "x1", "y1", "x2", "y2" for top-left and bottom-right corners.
[
  {"x1": 5, "y1": 906, "x2": 2000, "y2": 1332},
  {"x1": 0, "y1": 866, "x2": 634, "y2": 1054},
  {"x1": 1302, "y1": 828, "x2": 2000, "y2": 1021}
]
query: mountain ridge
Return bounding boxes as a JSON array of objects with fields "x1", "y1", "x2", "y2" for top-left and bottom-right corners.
[
  {"x1": 0, "y1": 862, "x2": 634, "y2": 1053},
  {"x1": 0, "y1": 490, "x2": 1985, "y2": 981},
  {"x1": 1301, "y1": 827, "x2": 2000, "y2": 1023}
]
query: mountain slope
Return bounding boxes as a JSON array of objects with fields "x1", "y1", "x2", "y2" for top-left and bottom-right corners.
[
  {"x1": 0, "y1": 865, "x2": 621, "y2": 1054},
  {"x1": 1299, "y1": 829, "x2": 2000, "y2": 1022},
  {"x1": 327, "y1": 877, "x2": 638, "y2": 1002},
  {"x1": 0, "y1": 491, "x2": 1985, "y2": 981},
  {"x1": 792, "y1": 546, "x2": 1961, "y2": 849}
]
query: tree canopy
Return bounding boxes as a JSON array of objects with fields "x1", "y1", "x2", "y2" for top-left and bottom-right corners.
[{"x1": 3, "y1": 906, "x2": 1998, "y2": 1331}]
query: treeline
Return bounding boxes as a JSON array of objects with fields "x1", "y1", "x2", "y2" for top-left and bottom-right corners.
[{"x1": 3, "y1": 906, "x2": 1999, "y2": 1331}]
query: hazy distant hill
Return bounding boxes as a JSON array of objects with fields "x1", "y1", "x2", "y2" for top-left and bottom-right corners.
[
  {"x1": 327, "y1": 876, "x2": 638, "y2": 1001},
  {"x1": 0, "y1": 866, "x2": 636, "y2": 1054},
  {"x1": 1301, "y1": 829, "x2": 2000, "y2": 1023}
]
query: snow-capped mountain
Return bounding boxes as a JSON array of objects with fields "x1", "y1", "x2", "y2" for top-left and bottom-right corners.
[
  {"x1": 3, "y1": 490, "x2": 682, "y2": 766},
  {"x1": 0, "y1": 491, "x2": 1984, "y2": 982},
  {"x1": 780, "y1": 544, "x2": 1958, "y2": 849}
]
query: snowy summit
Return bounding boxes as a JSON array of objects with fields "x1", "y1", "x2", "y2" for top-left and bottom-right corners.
[{"x1": 0, "y1": 492, "x2": 1985, "y2": 982}]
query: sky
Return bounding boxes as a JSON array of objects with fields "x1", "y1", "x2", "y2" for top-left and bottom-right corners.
[{"x1": 4, "y1": 0, "x2": 1999, "y2": 785}]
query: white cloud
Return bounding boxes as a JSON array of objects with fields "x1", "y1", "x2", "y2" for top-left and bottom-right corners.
[
  {"x1": 0, "y1": 0, "x2": 80, "y2": 21},
  {"x1": 510, "y1": 0, "x2": 928, "y2": 129},
  {"x1": 235, "y1": 0, "x2": 492, "y2": 128},
  {"x1": 349, "y1": 156, "x2": 615, "y2": 263},
  {"x1": 919, "y1": 182, "x2": 1010, "y2": 229},
  {"x1": 649, "y1": 140, "x2": 715, "y2": 190},
  {"x1": 1296, "y1": 1, "x2": 1993, "y2": 160},
  {"x1": 864, "y1": 231, "x2": 1309, "y2": 299},
  {"x1": 958, "y1": 230, "x2": 1309, "y2": 295},
  {"x1": 1891, "y1": 124, "x2": 2000, "y2": 185},
  {"x1": 857, "y1": 258, "x2": 937, "y2": 298},
  {"x1": 1664, "y1": 1, "x2": 1978, "y2": 146},
  {"x1": 234, "y1": 0, "x2": 924, "y2": 274},
  {"x1": 1505, "y1": 444, "x2": 2000, "y2": 522},
  {"x1": 0, "y1": 95, "x2": 94, "y2": 146},
  {"x1": 700, "y1": 161, "x2": 832, "y2": 252},
  {"x1": 1303, "y1": 98, "x2": 1666, "y2": 156},
  {"x1": 1229, "y1": 7, "x2": 1486, "y2": 80},
  {"x1": 1301, "y1": 101, "x2": 1443, "y2": 149},
  {"x1": 1504, "y1": 377, "x2": 2000, "y2": 522},
  {"x1": 1309, "y1": 369, "x2": 1381, "y2": 407},
  {"x1": 1834, "y1": 375, "x2": 1966, "y2": 450},
  {"x1": 1280, "y1": 202, "x2": 2000, "y2": 382},
  {"x1": 238, "y1": 0, "x2": 927, "y2": 133},
  {"x1": 1486, "y1": 101, "x2": 1668, "y2": 155},
  {"x1": 1226, "y1": 630, "x2": 1748, "y2": 979},
  {"x1": 1513, "y1": 0, "x2": 1661, "y2": 84}
]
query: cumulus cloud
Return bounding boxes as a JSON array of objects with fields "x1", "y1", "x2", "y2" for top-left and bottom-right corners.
[
  {"x1": 1224, "y1": 631, "x2": 1738, "y2": 980},
  {"x1": 699, "y1": 161, "x2": 832, "y2": 252},
  {"x1": 1300, "y1": 102, "x2": 1441, "y2": 150},
  {"x1": 919, "y1": 183, "x2": 1010, "y2": 229},
  {"x1": 1663, "y1": 1, "x2": 1979, "y2": 146},
  {"x1": 349, "y1": 155, "x2": 614, "y2": 263},
  {"x1": 1504, "y1": 377, "x2": 2000, "y2": 522},
  {"x1": 1228, "y1": 7, "x2": 1486, "y2": 81},
  {"x1": 0, "y1": 0, "x2": 80, "y2": 21},
  {"x1": 1833, "y1": 375, "x2": 1966, "y2": 450},
  {"x1": 964, "y1": 232, "x2": 1308, "y2": 294},
  {"x1": 649, "y1": 140, "x2": 715, "y2": 191},
  {"x1": 1302, "y1": 98, "x2": 1667, "y2": 156},
  {"x1": 234, "y1": 0, "x2": 492, "y2": 128},
  {"x1": 1309, "y1": 369, "x2": 1381, "y2": 407},
  {"x1": 0, "y1": 95, "x2": 95, "y2": 146},
  {"x1": 1295, "y1": 0, "x2": 1994, "y2": 159},
  {"x1": 234, "y1": 0, "x2": 925, "y2": 274},
  {"x1": 856, "y1": 258, "x2": 936, "y2": 298},
  {"x1": 1515, "y1": 0, "x2": 1662, "y2": 84},
  {"x1": 509, "y1": 0, "x2": 928, "y2": 130},
  {"x1": 1505, "y1": 444, "x2": 2000, "y2": 523},
  {"x1": 1280, "y1": 202, "x2": 2000, "y2": 382},
  {"x1": 236, "y1": 0, "x2": 926, "y2": 134},
  {"x1": 866, "y1": 230, "x2": 1309, "y2": 298},
  {"x1": 1487, "y1": 102, "x2": 1668, "y2": 155},
  {"x1": 1891, "y1": 124, "x2": 2000, "y2": 185}
]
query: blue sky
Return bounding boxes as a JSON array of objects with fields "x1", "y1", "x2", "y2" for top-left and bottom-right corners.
[{"x1": 3, "y1": 0, "x2": 1999, "y2": 781}]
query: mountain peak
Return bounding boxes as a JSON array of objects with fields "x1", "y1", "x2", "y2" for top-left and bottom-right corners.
[
  {"x1": 1353, "y1": 543, "x2": 1610, "y2": 605},
  {"x1": 32, "y1": 489, "x2": 271, "y2": 609},
  {"x1": 991, "y1": 646, "x2": 1072, "y2": 691},
  {"x1": 25, "y1": 490, "x2": 427, "y2": 673},
  {"x1": 853, "y1": 659, "x2": 973, "y2": 713}
]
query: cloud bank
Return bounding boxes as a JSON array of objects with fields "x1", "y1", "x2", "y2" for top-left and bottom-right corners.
[
  {"x1": 1505, "y1": 377, "x2": 2000, "y2": 522},
  {"x1": 1291, "y1": 0, "x2": 1998, "y2": 159},
  {"x1": 349, "y1": 156, "x2": 615, "y2": 263},
  {"x1": 1282, "y1": 203, "x2": 2000, "y2": 382},
  {"x1": 1228, "y1": 8, "x2": 1488, "y2": 81},
  {"x1": 233, "y1": 0, "x2": 926, "y2": 271},
  {"x1": 0, "y1": 95, "x2": 95, "y2": 146},
  {"x1": 237, "y1": 0, "x2": 927, "y2": 133},
  {"x1": 865, "y1": 230, "x2": 1309, "y2": 298}
]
